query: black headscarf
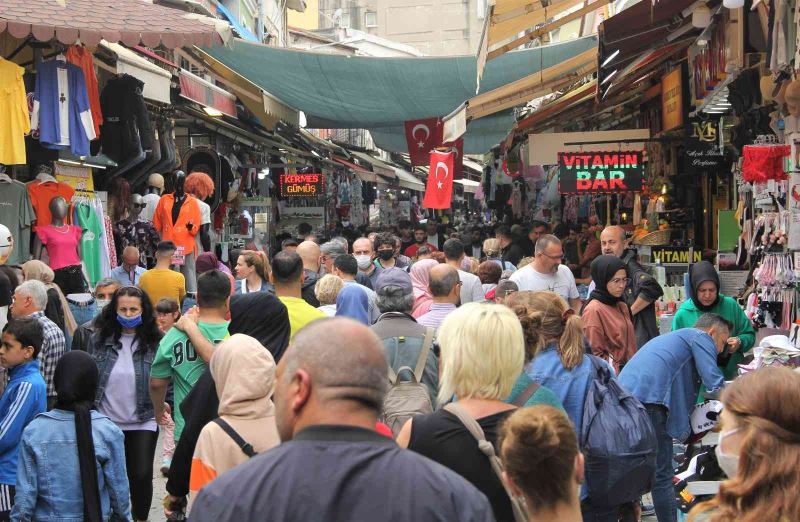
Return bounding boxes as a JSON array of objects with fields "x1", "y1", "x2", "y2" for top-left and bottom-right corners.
[
  {"x1": 589, "y1": 255, "x2": 628, "y2": 306},
  {"x1": 230, "y1": 292, "x2": 291, "y2": 362},
  {"x1": 54, "y1": 351, "x2": 102, "y2": 522},
  {"x1": 689, "y1": 261, "x2": 721, "y2": 312}
]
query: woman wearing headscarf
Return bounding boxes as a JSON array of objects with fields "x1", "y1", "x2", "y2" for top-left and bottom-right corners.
[
  {"x1": 21, "y1": 260, "x2": 77, "y2": 338},
  {"x1": 12, "y1": 351, "x2": 131, "y2": 521},
  {"x1": 335, "y1": 284, "x2": 370, "y2": 325},
  {"x1": 581, "y1": 255, "x2": 637, "y2": 373},
  {"x1": 162, "y1": 292, "x2": 291, "y2": 519},
  {"x1": 410, "y1": 259, "x2": 438, "y2": 318},
  {"x1": 196, "y1": 252, "x2": 235, "y2": 295},
  {"x1": 189, "y1": 334, "x2": 280, "y2": 499},
  {"x1": 672, "y1": 261, "x2": 755, "y2": 378}
]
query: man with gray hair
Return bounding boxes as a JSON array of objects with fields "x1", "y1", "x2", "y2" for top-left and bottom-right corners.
[
  {"x1": 190, "y1": 318, "x2": 493, "y2": 522},
  {"x1": 371, "y1": 268, "x2": 438, "y2": 403},
  {"x1": 417, "y1": 265, "x2": 461, "y2": 330},
  {"x1": 70, "y1": 277, "x2": 122, "y2": 352},
  {"x1": 509, "y1": 234, "x2": 581, "y2": 311},
  {"x1": 320, "y1": 240, "x2": 373, "y2": 289},
  {"x1": 10, "y1": 280, "x2": 66, "y2": 409}
]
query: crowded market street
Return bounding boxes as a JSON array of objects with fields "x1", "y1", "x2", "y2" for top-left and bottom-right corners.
[{"x1": 0, "y1": 0, "x2": 799, "y2": 521}]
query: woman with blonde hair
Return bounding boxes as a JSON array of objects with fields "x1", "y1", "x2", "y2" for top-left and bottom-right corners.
[
  {"x1": 397, "y1": 302, "x2": 525, "y2": 521},
  {"x1": 688, "y1": 367, "x2": 800, "y2": 522},
  {"x1": 22, "y1": 259, "x2": 77, "y2": 338},
  {"x1": 314, "y1": 274, "x2": 344, "y2": 316},
  {"x1": 234, "y1": 250, "x2": 273, "y2": 295},
  {"x1": 483, "y1": 238, "x2": 516, "y2": 271}
]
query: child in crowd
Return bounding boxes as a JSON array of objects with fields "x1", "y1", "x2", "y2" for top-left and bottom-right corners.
[
  {"x1": 155, "y1": 298, "x2": 180, "y2": 475},
  {"x1": 0, "y1": 318, "x2": 47, "y2": 521}
]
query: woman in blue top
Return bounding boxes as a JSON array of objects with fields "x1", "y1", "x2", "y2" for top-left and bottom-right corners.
[
  {"x1": 12, "y1": 351, "x2": 131, "y2": 522},
  {"x1": 89, "y1": 285, "x2": 162, "y2": 522},
  {"x1": 509, "y1": 291, "x2": 625, "y2": 522}
]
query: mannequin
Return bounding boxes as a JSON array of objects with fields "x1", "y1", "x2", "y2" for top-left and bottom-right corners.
[
  {"x1": 141, "y1": 173, "x2": 164, "y2": 222},
  {"x1": 152, "y1": 171, "x2": 201, "y2": 293},
  {"x1": 0, "y1": 225, "x2": 15, "y2": 332},
  {"x1": 114, "y1": 193, "x2": 160, "y2": 268},
  {"x1": 184, "y1": 169, "x2": 215, "y2": 253},
  {"x1": 34, "y1": 197, "x2": 88, "y2": 295}
]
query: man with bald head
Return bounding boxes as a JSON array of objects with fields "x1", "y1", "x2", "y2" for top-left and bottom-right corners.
[
  {"x1": 594, "y1": 225, "x2": 664, "y2": 347},
  {"x1": 296, "y1": 240, "x2": 321, "y2": 307},
  {"x1": 191, "y1": 318, "x2": 494, "y2": 522},
  {"x1": 109, "y1": 246, "x2": 146, "y2": 286},
  {"x1": 417, "y1": 265, "x2": 461, "y2": 330}
]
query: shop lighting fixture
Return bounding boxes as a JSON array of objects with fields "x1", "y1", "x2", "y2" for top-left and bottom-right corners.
[
  {"x1": 257, "y1": 168, "x2": 270, "y2": 180},
  {"x1": 601, "y1": 69, "x2": 618, "y2": 85},
  {"x1": 59, "y1": 158, "x2": 107, "y2": 170},
  {"x1": 602, "y1": 83, "x2": 613, "y2": 100},
  {"x1": 601, "y1": 49, "x2": 620, "y2": 68},
  {"x1": 202, "y1": 107, "x2": 224, "y2": 117},
  {"x1": 723, "y1": 0, "x2": 745, "y2": 8},
  {"x1": 661, "y1": 184, "x2": 667, "y2": 195},
  {"x1": 692, "y1": 4, "x2": 712, "y2": 28}
]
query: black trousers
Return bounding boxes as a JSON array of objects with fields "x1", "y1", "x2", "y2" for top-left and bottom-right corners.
[{"x1": 124, "y1": 429, "x2": 159, "y2": 521}]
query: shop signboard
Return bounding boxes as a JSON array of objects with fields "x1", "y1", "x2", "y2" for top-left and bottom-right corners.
[
  {"x1": 684, "y1": 117, "x2": 726, "y2": 172},
  {"x1": 651, "y1": 246, "x2": 701, "y2": 265},
  {"x1": 280, "y1": 173, "x2": 325, "y2": 197},
  {"x1": 557, "y1": 150, "x2": 644, "y2": 194},
  {"x1": 661, "y1": 68, "x2": 684, "y2": 131}
]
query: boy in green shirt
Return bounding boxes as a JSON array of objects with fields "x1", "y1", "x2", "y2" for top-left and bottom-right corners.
[{"x1": 149, "y1": 270, "x2": 231, "y2": 442}]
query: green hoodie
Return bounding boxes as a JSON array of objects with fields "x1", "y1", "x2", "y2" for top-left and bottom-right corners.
[{"x1": 672, "y1": 294, "x2": 755, "y2": 378}]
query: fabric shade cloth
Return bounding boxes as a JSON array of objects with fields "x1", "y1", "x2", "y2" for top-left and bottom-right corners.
[{"x1": 0, "y1": 0, "x2": 229, "y2": 48}]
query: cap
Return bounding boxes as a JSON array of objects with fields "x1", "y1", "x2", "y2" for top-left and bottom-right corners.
[
  {"x1": 148, "y1": 173, "x2": 165, "y2": 190},
  {"x1": 375, "y1": 268, "x2": 413, "y2": 296},
  {"x1": 157, "y1": 240, "x2": 177, "y2": 253},
  {"x1": 195, "y1": 252, "x2": 219, "y2": 274}
]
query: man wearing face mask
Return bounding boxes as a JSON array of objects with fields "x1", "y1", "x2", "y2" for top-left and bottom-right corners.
[
  {"x1": 619, "y1": 313, "x2": 729, "y2": 522},
  {"x1": 374, "y1": 233, "x2": 401, "y2": 271},
  {"x1": 353, "y1": 237, "x2": 383, "y2": 289},
  {"x1": 70, "y1": 278, "x2": 121, "y2": 352}
]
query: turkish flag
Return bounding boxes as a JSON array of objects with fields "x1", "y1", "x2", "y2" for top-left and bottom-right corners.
[
  {"x1": 404, "y1": 118, "x2": 443, "y2": 166},
  {"x1": 423, "y1": 150, "x2": 455, "y2": 209},
  {"x1": 443, "y1": 138, "x2": 464, "y2": 180}
]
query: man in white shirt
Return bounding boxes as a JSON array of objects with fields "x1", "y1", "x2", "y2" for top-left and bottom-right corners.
[
  {"x1": 442, "y1": 238, "x2": 484, "y2": 304},
  {"x1": 509, "y1": 234, "x2": 581, "y2": 311}
]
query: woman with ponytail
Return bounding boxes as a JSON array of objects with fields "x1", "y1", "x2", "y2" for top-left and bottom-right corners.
[
  {"x1": 688, "y1": 367, "x2": 800, "y2": 522},
  {"x1": 234, "y1": 250, "x2": 274, "y2": 295},
  {"x1": 12, "y1": 351, "x2": 131, "y2": 521}
]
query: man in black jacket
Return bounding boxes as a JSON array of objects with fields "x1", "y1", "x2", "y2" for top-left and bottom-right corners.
[{"x1": 496, "y1": 225, "x2": 525, "y2": 267}]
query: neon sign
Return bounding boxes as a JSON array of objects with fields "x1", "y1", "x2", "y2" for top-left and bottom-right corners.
[
  {"x1": 558, "y1": 150, "x2": 644, "y2": 194},
  {"x1": 280, "y1": 173, "x2": 325, "y2": 197}
]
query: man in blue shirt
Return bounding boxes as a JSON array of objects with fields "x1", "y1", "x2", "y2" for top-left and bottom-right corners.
[
  {"x1": 619, "y1": 313, "x2": 729, "y2": 522},
  {"x1": 109, "y1": 246, "x2": 146, "y2": 287}
]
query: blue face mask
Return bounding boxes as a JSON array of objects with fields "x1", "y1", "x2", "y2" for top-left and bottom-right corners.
[{"x1": 117, "y1": 313, "x2": 143, "y2": 329}]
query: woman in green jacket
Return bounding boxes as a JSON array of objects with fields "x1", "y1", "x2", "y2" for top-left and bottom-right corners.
[{"x1": 673, "y1": 261, "x2": 755, "y2": 378}]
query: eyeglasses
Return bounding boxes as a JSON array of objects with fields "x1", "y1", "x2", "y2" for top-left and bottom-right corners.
[
  {"x1": 131, "y1": 203, "x2": 146, "y2": 209},
  {"x1": 540, "y1": 252, "x2": 565, "y2": 261},
  {"x1": 609, "y1": 277, "x2": 631, "y2": 285}
]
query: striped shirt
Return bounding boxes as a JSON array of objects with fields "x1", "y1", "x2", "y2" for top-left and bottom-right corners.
[
  {"x1": 417, "y1": 303, "x2": 457, "y2": 330},
  {"x1": 29, "y1": 312, "x2": 66, "y2": 398}
]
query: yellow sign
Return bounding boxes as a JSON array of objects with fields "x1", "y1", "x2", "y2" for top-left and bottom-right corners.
[
  {"x1": 55, "y1": 162, "x2": 94, "y2": 193},
  {"x1": 661, "y1": 69, "x2": 684, "y2": 131},
  {"x1": 651, "y1": 247, "x2": 701, "y2": 264}
]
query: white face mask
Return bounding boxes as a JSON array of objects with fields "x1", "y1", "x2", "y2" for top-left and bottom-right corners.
[
  {"x1": 355, "y1": 255, "x2": 372, "y2": 270},
  {"x1": 95, "y1": 299, "x2": 111, "y2": 310},
  {"x1": 714, "y1": 428, "x2": 741, "y2": 478}
]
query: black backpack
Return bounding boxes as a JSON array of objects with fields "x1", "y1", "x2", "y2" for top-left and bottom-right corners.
[
  {"x1": 581, "y1": 356, "x2": 657, "y2": 507},
  {"x1": 213, "y1": 418, "x2": 257, "y2": 457}
]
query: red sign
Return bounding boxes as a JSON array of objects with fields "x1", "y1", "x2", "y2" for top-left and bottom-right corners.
[
  {"x1": 558, "y1": 151, "x2": 644, "y2": 194},
  {"x1": 179, "y1": 71, "x2": 237, "y2": 118},
  {"x1": 280, "y1": 173, "x2": 325, "y2": 197},
  {"x1": 422, "y1": 150, "x2": 454, "y2": 209},
  {"x1": 404, "y1": 118, "x2": 443, "y2": 166}
]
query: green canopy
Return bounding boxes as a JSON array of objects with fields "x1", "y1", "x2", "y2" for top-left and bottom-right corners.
[{"x1": 200, "y1": 36, "x2": 597, "y2": 153}]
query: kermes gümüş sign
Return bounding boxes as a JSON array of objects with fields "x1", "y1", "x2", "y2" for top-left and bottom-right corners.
[
  {"x1": 558, "y1": 150, "x2": 644, "y2": 194},
  {"x1": 280, "y1": 173, "x2": 325, "y2": 197}
]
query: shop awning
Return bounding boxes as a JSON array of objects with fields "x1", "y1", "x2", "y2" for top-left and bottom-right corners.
[
  {"x1": 602, "y1": 40, "x2": 692, "y2": 99},
  {"x1": 179, "y1": 69, "x2": 237, "y2": 117},
  {"x1": 209, "y1": 0, "x2": 258, "y2": 42},
  {"x1": 455, "y1": 178, "x2": 481, "y2": 193},
  {"x1": 99, "y1": 41, "x2": 172, "y2": 104},
  {"x1": 351, "y1": 152, "x2": 397, "y2": 180},
  {"x1": 467, "y1": 47, "x2": 596, "y2": 120},
  {"x1": 0, "y1": 0, "x2": 230, "y2": 48},
  {"x1": 515, "y1": 79, "x2": 597, "y2": 133},
  {"x1": 598, "y1": 0, "x2": 698, "y2": 86},
  {"x1": 393, "y1": 169, "x2": 425, "y2": 191},
  {"x1": 332, "y1": 156, "x2": 377, "y2": 183},
  {"x1": 196, "y1": 36, "x2": 596, "y2": 152}
]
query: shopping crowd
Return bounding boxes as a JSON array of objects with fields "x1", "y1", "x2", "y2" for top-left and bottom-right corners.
[{"x1": 0, "y1": 218, "x2": 797, "y2": 522}]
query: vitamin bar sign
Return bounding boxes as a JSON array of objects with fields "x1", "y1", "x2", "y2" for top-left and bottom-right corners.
[
  {"x1": 558, "y1": 150, "x2": 644, "y2": 194},
  {"x1": 280, "y1": 173, "x2": 325, "y2": 197}
]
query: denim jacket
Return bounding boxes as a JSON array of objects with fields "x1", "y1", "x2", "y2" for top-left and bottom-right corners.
[
  {"x1": 89, "y1": 332, "x2": 156, "y2": 422},
  {"x1": 11, "y1": 409, "x2": 131, "y2": 521},
  {"x1": 618, "y1": 328, "x2": 725, "y2": 442}
]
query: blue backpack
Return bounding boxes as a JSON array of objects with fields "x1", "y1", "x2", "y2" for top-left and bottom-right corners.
[{"x1": 581, "y1": 356, "x2": 657, "y2": 506}]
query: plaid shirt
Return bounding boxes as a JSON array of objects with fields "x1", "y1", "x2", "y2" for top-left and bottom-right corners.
[{"x1": 30, "y1": 311, "x2": 66, "y2": 398}]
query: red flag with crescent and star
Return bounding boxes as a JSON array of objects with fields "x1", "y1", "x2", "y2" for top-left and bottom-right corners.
[
  {"x1": 404, "y1": 118, "x2": 443, "y2": 166},
  {"x1": 423, "y1": 149, "x2": 455, "y2": 209}
]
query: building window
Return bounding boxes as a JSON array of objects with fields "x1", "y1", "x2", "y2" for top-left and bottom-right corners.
[{"x1": 365, "y1": 11, "x2": 377, "y2": 27}]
